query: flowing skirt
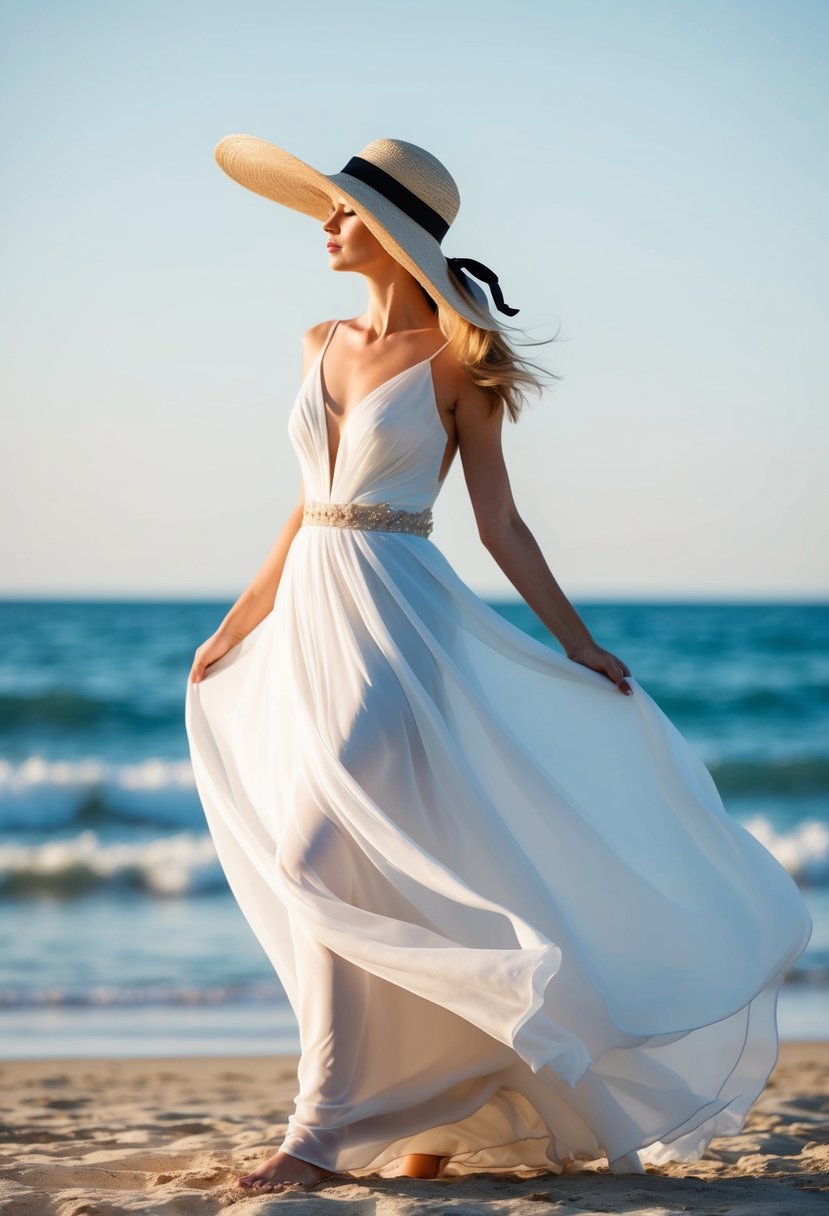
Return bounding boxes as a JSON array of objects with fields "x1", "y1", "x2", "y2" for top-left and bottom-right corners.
[{"x1": 184, "y1": 525, "x2": 811, "y2": 1176}]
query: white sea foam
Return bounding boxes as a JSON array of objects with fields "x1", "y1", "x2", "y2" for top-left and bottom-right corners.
[
  {"x1": 0, "y1": 755, "x2": 194, "y2": 791},
  {"x1": 741, "y1": 815, "x2": 829, "y2": 884},
  {"x1": 0, "y1": 756, "x2": 197, "y2": 828},
  {"x1": 0, "y1": 830, "x2": 222, "y2": 896}
]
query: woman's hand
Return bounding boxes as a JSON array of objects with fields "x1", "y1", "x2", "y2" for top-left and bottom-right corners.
[
  {"x1": 189, "y1": 628, "x2": 244, "y2": 685},
  {"x1": 564, "y1": 640, "x2": 633, "y2": 695}
]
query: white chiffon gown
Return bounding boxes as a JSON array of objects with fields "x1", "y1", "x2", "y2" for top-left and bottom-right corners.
[{"x1": 184, "y1": 319, "x2": 812, "y2": 1177}]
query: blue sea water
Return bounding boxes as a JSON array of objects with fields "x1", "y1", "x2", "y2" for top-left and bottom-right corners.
[{"x1": 1, "y1": 598, "x2": 826, "y2": 1059}]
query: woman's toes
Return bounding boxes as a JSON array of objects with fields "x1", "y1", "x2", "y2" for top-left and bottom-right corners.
[{"x1": 237, "y1": 1151, "x2": 332, "y2": 1190}]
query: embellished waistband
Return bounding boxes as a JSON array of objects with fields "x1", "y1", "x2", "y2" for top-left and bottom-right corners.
[{"x1": 302, "y1": 500, "x2": 433, "y2": 537}]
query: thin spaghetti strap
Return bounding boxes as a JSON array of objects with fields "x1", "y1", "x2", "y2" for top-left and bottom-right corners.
[
  {"x1": 321, "y1": 319, "x2": 341, "y2": 356},
  {"x1": 427, "y1": 337, "x2": 451, "y2": 363}
]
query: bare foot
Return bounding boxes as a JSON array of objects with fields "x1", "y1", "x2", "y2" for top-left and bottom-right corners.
[
  {"x1": 238, "y1": 1148, "x2": 333, "y2": 1191},
  {"x1": 399, "y1": 1152, "x2": 444, "y2": 1178}
]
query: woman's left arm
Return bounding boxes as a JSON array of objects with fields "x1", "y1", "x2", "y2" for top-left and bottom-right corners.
[{"x1": 454, "y1": 379, "x2": 633, "y2": 696}]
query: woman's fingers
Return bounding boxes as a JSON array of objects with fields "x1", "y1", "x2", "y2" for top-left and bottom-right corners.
[
  {"x1": 607, "y1": 654, "x2": 633, "y2": 695},
  {"x1": 592, "y1": 648, "x2": 633, "y2": 695},
  {"x1": 566, "y1": 641, "x2": 633, "y2": 696},
  {"x1": 189, "y1": 631, "x2": 242, "y2": 684},
  {"x1": 189, "y1": 647, "x2": 211, "y2": 684}
]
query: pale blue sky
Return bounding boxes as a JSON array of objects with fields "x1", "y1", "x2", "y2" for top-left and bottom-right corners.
[{"x1": 1, "y1": 0, "x2": 826, "y2": 599}]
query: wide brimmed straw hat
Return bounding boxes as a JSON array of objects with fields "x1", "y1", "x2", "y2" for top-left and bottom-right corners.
[{"x1": 213, "y1": 135, "x2": 520, "y2": 332}]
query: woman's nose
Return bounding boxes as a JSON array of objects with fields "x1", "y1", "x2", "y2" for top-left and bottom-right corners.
[{"x1": 323, "y1": 210, "x2": 340, "y2": 235}]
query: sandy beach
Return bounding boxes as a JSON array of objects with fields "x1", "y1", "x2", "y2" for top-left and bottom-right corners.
[{"x1": 0, "y1": 1040, "x2": 826, "y2": 1214}]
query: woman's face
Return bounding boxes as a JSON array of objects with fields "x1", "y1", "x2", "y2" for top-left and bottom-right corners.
[{"x1": 323, "y1": 196, "x2": 390, "y2": 273}]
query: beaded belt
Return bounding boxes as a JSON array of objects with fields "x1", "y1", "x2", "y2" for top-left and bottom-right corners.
[{"x1": 302, "y1": 500, "x2": 433, "y2": 537}]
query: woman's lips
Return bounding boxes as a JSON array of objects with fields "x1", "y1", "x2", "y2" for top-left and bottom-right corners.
[{"x1": 326, "y1": 242, "x2": 341, "y2": 251}]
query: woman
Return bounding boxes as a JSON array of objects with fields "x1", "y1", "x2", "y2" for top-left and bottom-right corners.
[{"x1": 185, "y1": 136, "x2": 811, "y2": 1194}]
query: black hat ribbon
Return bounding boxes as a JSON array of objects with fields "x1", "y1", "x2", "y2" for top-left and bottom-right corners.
[{"x1": 447, "y1": 256, "x2": 519, "y2": 316}]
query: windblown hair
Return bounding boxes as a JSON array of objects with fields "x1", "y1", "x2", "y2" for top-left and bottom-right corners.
[{"x1": 419, "y1": 266, "x2": 561, "y2": 423}]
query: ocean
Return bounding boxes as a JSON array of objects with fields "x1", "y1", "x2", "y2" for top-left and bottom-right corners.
[{"x1": 1, "y1": 598, "x2": 826, "y2": 1059}]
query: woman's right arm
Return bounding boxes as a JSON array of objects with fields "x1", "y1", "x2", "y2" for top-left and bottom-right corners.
[{"x1": 188, "y1": 321, "x2": 332, "y2": 685}]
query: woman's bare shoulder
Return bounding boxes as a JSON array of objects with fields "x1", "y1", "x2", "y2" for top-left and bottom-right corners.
[
  {"x1": 432, "y1": 342, "x2": 498, "y2": 420},
  {"x1": 302, "y1": 319, "x2": 338, "y2": 355},
  {"x1": 300, "y1": 320, "x2": 339, "y2": 377}
]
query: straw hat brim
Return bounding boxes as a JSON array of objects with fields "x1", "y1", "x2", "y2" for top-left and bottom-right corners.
[{"x1": 213, "y1": 134, "x2": 501, "y2": 332}]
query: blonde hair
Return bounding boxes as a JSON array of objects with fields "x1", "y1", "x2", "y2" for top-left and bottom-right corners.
[{"x1": 419, "y1": 268, "x2": 561, "y2": 423}]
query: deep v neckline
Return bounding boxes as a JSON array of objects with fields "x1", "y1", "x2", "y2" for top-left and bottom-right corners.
[{"x1": 318, "y1": 320, "x2": 449, "y2": 498}]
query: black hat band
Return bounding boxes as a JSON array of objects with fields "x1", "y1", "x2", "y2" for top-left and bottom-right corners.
[{"x1": 339, "y1": 155, "x2": 450, "y2": 243}]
